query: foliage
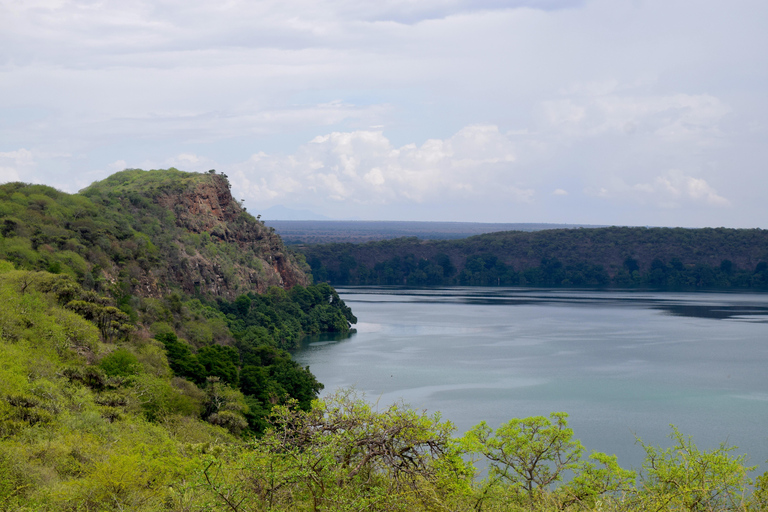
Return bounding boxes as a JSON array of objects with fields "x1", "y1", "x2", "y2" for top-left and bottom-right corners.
[
  {"x1": 464, "y1": 413, "x2": 586, "y2": 498},
  {"x1": 300, "y1": 227, "x2": 768, "y2": 289},
  {"x1": 199, "y1": 389, "x2": 467, "y2": 511},
  {"x1": 463, "y1": 412, "x2": 636, "y2": 509},
  {"x1": 98, "y1": 348, "x2": 141, "y2": 377},
  {"x1": 635, "y1": 426, "x2": 755, "y2": 511},
  {"x1": 218, "y1": 283, "x2": 357, "y2": 351}
]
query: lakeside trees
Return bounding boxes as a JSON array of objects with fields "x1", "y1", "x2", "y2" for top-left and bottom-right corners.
[
  {"x1": 196, "y1": 392, "x2": 762, "y2": 512},
  {"x1": 300, "y1": 228, "x2": 768, "y2": 289}
]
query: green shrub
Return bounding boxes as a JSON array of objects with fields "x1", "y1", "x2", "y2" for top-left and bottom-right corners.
[{"x1": 99, "y1": 349, "x2": 141, "y2": 377}]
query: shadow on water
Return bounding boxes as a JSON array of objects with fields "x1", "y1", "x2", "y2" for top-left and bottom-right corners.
[
  {"x1": 657, "y1": 304, "x2": 768, "y2": 321},
  {"x1": 338, "y1": 286, "x2": 768, "y2": 322},
  {"x1": 295, "y1": 330, "x2": 357, "y2": 351}
]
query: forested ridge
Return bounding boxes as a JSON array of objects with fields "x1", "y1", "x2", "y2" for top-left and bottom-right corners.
[
  {"x1": 300, "y1": 227, "x2": 768, "y2": 288},
  {"x1": 0, "y1": 169, "x2": 356, "y2": 437},
  {"x1": 1, "y1": 170, "x2": 767, "y2": 510}
]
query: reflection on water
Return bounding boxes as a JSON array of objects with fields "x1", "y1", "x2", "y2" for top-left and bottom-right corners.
[
  {"x1": 299, "y1": 330, "x2": 356, "y2": 349},
  {"x1": 343, "y1": 286, "x2": 768, "y2": 321},
  {"x1": 294, "y1": 287, "x2": 768, "y2": 473}
]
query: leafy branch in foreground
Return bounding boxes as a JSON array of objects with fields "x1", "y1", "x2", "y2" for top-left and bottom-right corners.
[{"x1": 197, "y1": 392, "x2": 764, "y2": 512}]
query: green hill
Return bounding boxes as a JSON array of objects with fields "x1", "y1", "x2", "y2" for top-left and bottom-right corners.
[
  {"x1": 1, "y1": 168, "x2": 307, "y2": 300},
  {"x1": 0, "y1": 168, "x2": 356, "y2": 438},
  {"x1": 301, "y1": 227, "x2": 768, "y2": 288}
]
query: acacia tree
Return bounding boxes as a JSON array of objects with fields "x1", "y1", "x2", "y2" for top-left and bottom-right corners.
[
  {"x1": 464, "y1": 412, "x2": 584, "y2": 499},
  {"x1": 201, "y1": 389, "x2": 470, "y2": 511},
  {"x1": 463, "y1": 412, "x2": 635, "y2": 509},
  {"x1": 636, "y1": 426, "x2": 755, "y2": 511}
]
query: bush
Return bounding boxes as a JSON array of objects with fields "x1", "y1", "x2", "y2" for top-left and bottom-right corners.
[{"x1": 99, "y1": 348, "x2": 141, "y2": 377}]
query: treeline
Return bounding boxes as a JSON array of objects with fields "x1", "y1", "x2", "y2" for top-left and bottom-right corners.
[
  {"x1": 267, "y1": 220, "x2": 601, "y2": 244},
  {"x1": 301, "y1": 227, "x2": 768, "y2": 288}
]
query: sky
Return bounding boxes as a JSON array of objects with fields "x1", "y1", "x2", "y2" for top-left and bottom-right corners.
[{"x1": 1, "y1": 0, "x2": 767, "y2": 227}]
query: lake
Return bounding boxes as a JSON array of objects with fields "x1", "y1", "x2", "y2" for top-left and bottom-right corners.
[{"x1": 293, "y1": 287, "x2": 768, "y2": 473}]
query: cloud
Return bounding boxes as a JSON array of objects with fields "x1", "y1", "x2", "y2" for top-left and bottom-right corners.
[
  {"x1": 1, "y1": 0, "x2": 766, "y2": 226},
  {"x1": 540, "y1": 92, "x2": 730, "y2": 144},
  {"x1": 650, "y1": 170, "x2": 730, "y2": 207},
  {"x1": 553, "y1": 188, "x2": 568, "y2": 196},
  {"x1": 589, "y1": 170, "x2": 729, "y2": 208},
  {"x1": 231, "y1": 124, "x2": 528, "y2": 209}
]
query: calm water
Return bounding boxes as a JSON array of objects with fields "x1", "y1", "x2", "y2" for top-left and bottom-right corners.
[{"x1": 293, "y1": 287, "x2": 768, "y2": 472}]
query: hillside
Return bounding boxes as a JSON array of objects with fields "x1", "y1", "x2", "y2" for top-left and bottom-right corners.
[
  {"x1": 300, "y1": 227, "x2": 768, "y2": 287},
  {"x1": 0, "y1": 168, "x2": 356, "y2": 438},
  {"x1": 0, "y1": 168, "x2": 306, "y2": 300}
]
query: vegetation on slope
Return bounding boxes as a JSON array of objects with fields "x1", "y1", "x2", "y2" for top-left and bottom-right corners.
[
  {"x1": 301, "y1": 227, "x2": 768, "y2": 288},
  {"x1": 0, "y1": 168, "x2": 306, "y2": 302},
  {"x1": 0, "y1": 168, "x2": 357, "y2": 435}
]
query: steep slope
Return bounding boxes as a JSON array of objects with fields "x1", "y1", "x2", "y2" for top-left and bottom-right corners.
[
  {"x1": 80, "y1": 168, "x2": 308, "y2": 298},
  {"x1": 0, "y1": 170, "x2": 355, "y2": 442},
  {"x1": 0, "y1": 168, "x2": 308, "y2": 300}
]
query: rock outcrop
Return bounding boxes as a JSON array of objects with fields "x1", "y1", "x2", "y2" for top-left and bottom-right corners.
[{"x1": 82, "y1": 169, "x2": 308, "y2": 300}]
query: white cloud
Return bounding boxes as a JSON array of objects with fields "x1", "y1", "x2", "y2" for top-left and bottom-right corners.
[
  {"x1": 652, "y1": 170, "x2": 730, "y2": 207},
  {"x1": 0, "y1": 167, "x2": 20, "y2": 183},
  {"x1": 553, "y1": 188, "x2": 568, "y2": 196},
  {"x1": 1, "y1": 0, "x2": 767, "y2": 226},
  {"x1": 590, "y1": 170, "x2": 729, "y2": 208},
  {"x1": 540, "y1": 93, "x2": 730, "y2": 144},
  {"x1": 231, "y1": 124, "x2": 526, "y2": 209}
]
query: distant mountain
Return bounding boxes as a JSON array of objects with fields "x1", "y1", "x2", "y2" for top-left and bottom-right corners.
[{"x1": 266, "y1": 220, "x2": 606, "y2": 244}]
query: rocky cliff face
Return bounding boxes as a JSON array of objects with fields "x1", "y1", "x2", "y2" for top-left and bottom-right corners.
[
  {"x1": 155, "y1": 173, "x2": 308, "y2": 298},
  {"x1": 82, "y1": 169, "x2": 309, "y2": 300}
]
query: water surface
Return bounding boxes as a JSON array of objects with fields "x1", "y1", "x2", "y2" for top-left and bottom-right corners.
[{"x1": 294, "y1": 287, "x2": 768, "y2": 472}]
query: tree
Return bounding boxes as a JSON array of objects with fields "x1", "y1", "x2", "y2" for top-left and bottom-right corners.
[
  {"x1": 99, "y1": 348, "x2": 140, "y2": 377},
  {"x1": 201, "y1": 389, "x2": 466, "y2": 511},
  {"x1": 463, "y1": 412, "x2": 635, "y2": 509},
  {"x1": 636, "y1": 426, "x2": 755, "y2": 511},
  {"x1": 464, "y1": 412, "x2": 584, "y2": 500}
]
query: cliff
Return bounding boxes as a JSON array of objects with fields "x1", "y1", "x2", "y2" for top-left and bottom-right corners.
[
  {"x1": 0, "y1": 168, "x2": 309, "y2": 301},
  {"x1": 80, "y1": 168, "x2": 309, "y2": 299}
]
